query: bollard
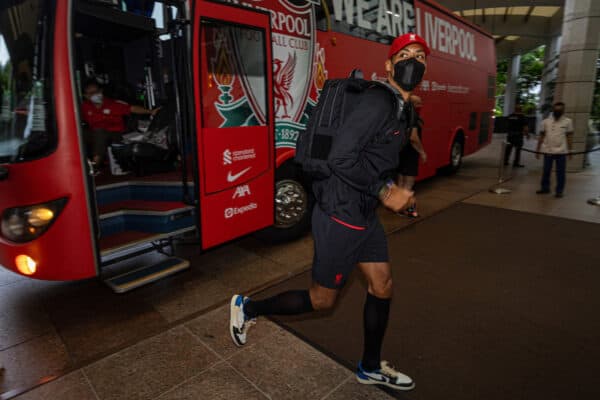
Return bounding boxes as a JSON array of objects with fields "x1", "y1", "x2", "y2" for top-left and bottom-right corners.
[{"x1": 489, "y1": 140, "x2": 512, "y2": 194}]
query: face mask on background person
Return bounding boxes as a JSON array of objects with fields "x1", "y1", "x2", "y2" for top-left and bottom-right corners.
[
  {"x1": 90, "y1": 93, "x2": 103, "y2": 104},
  {"x1": 393, "y1": 58, "x2": 425, "y2": 92},
  {"x1": 553, "y1": 110, "x2": 563, "y2": 119}
]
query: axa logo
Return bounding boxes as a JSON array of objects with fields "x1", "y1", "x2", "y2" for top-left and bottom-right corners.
[
  {"x1": 410, "y1": 34, "x2": 416, "y2": 41},
  {"x1": 233, "y1": 185, "x2": 251, "y2": 199},
  {"x1": 223, "y1": 149, "x2": 232, "y2": 165}
]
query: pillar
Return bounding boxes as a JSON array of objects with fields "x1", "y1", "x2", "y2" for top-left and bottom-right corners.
[
  {"x1": 553, "y1": 0, "x2": 600, "y2": 171},
  {"x1": 504, "y1": 54, "x2": 521, "y2": 116}
]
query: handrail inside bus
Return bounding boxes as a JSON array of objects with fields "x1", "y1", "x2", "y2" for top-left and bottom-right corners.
[{"x1": 320, "y1": 0, "x2": 331, "y2": 32}]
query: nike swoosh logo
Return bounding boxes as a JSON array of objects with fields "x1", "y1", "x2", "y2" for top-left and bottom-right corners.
[{"x1": 227, "y1": 167, "x2": 252, "y2": 183}]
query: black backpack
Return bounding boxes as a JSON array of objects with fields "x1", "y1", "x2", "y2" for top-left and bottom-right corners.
[{"x1": 294, "y1": 70, "x2": 400, "y2": 180}]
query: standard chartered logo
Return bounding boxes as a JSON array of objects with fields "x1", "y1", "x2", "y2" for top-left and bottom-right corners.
[{"x1": 223, "y1": 149, "x2": 233, "y2": 165}]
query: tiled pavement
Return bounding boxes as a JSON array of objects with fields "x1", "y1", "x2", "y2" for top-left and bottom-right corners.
[{"x1": 1, "y1": 135, "x2": 599, "y2": 399}]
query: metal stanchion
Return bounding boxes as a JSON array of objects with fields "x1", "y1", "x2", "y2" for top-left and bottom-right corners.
[{"x1": 489, "y1": 140, "x2": 512, "y2": 194}]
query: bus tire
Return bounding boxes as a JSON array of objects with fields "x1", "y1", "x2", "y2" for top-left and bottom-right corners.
[
  {"x1": 255, "y1": 162, "x2": 313, "y2": 244},
  {"x1": 443, "y1": 136, "x2": 464, "y2": 174}
]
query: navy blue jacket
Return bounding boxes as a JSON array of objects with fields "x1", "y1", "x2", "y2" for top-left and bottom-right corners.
[{"x1": 312, "y1": 83, "x2": 411, "y2": 227}]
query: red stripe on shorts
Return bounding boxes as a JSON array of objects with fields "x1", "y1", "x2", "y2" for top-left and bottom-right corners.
[{"x1": 330, "y1": 216, "x2": 366, "y2": 231}]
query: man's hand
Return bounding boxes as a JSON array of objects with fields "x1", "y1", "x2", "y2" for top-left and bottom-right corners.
[
  {"x1": 380, "y1": 184, "x2": 414, "y2": 212},
  {"x1": 150, "y1": 107, "x2": 162, "y2": 116}
]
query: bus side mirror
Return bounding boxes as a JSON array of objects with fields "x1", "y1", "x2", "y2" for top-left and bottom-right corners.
[{"x1": 0, "y1": 166, "x2": 8, "y2": 181}]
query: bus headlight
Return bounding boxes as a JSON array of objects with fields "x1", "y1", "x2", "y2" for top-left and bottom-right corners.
[{"x1": 1, "y1": 198, "x2": 67, "y2": 243}]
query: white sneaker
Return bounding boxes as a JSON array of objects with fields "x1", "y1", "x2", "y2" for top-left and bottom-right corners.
[
  {"x1": 356, "y1": 360, "x2": 415, "y2": 391},
  {"x1": 229, "y1": 294, "x2": 256, "y2": 347}
]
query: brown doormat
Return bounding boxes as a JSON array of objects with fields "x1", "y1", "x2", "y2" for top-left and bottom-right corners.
[{"x1": 256, "y1": 203, "x2": 600, "y2": 400}]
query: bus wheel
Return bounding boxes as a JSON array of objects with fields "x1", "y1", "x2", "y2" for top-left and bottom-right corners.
[
  {"x1": 255, "y1": 166, "x2": 313, "y2": 243},
  {"x1": 444, "y1": 137, "x2": 464, "y2": 174}
]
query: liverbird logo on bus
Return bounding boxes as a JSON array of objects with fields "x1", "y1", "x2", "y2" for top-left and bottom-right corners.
[{"x1": 274, "y1": 52, "x2": 297, "y2": 119}]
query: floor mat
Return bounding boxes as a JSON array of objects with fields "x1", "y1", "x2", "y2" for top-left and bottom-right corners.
[{"x1": 256, "y1": 203, "x2": 600, "y2": 400}]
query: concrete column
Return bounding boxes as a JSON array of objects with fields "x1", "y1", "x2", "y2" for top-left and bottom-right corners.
[
  {"x1": 537, "y1": 36, "x2": 561, "y2": 132},
  {"x1": 540, "y1": 36, "x2": 561, "y2": 112},
  {"x1": 503, "y1": 54, "x2": 521, "y2": 116},
  {"x1": 553, "y1": 0, "x2": 600, "y2": 171}
]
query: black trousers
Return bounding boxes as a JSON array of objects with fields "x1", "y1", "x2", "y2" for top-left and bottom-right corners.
[{"x1": 504, "y1": 134, "x2": 523, "y2": 165}]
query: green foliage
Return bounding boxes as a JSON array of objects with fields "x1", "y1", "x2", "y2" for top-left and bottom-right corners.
[{"x1": 495, "y1": 46, "x2": 545, "y2": 115}]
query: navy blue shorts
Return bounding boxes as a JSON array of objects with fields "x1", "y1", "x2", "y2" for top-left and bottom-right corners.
[{"x1": 311, "y1": 205, "x2": 389, "y2": 289}]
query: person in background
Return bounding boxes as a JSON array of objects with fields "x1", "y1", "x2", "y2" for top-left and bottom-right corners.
[
  {"x1": 504, "y1": 104, "x2": 529, "y2": 168},
  {"x1": 536, "y1": 102, "x2": 574, "y2": 198},
  {"x1": 81, "y1": 79, "x2": 160, "y2": 172},
  {"x1": 396, "y1": 94, "x2": 426, "y2": 218}
]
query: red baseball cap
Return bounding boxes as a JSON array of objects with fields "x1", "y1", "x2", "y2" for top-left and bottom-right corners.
[{"x1": 388, "y1": 33, "x2": 431, "y2": 59}]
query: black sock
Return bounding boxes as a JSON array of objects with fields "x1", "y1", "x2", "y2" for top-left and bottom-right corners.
[
  {"x1": 361, "y1": 292, "x2": 391, "y2": 371},
  {"x1": 244, "y1": 290, "x2": 314, "y2": 319}
]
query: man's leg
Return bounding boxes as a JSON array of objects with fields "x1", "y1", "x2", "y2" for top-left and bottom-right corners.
[
  {"x1": 358, "y1": 262, "x2": 392, "y2": 371},
  {"x1": 231, "y1": 204, "x2": 349, "y2": 346},
  {"x1": 539, "y1": 155, "x2": 552, "y2": 192},
  {"x1": 513, "y1": 143, "x2": 523, "y2": 166},
  {"x1": 555, "y1": 154, "x2": 566, "y2": 195},
  {"x1": 504, "y1": 142, "x2": 513, "y2": 165},
  {"x1": 356, "y1": 261, "x2": 414, "y2": 390},
  {"x1": 244, "y1": 283, "x2": 336, "y2": 318},
  {"x1": 230, "y1": 282, "x2": 337, "y2": 347}
]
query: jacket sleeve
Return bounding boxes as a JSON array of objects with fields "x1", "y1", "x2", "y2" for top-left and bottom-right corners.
[{"x1": 327, "y1": 91, "x2": 393, "y2": 198}]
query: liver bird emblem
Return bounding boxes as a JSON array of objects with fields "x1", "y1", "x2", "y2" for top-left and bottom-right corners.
[{"x1": 273, "y1": 52, "x2": 296, "y2": 119}]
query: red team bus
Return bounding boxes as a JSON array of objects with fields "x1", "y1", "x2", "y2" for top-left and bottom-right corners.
[{"x1": 0, "y1": 0, "x2": 495, "y2": 291}]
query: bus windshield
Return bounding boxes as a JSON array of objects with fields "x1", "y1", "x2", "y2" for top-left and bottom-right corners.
[{"x1": 0, "y1": 0, "x2": 55, "y2": 164}]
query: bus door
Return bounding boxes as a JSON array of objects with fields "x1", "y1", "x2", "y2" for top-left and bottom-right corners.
[{"x1": 193, "y1": 1, "x2": 274, "y2": 249}]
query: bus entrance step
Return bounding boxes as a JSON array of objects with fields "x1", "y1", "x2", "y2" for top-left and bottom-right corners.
[{"x1": 104, "y1": 256, "x2": 190, "y2": 293}]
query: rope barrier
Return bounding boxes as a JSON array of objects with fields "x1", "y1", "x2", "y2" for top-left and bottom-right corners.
[
  {"x1": 491, "y1": 141, "x2": 600, "y2": 205},
  {"x1": 519, "y1": 146, "x2": 600, "y2": 156}
]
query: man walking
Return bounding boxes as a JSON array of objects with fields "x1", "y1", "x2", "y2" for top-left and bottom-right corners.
[
  {"x1": 504, "y1": 105, "x2": 529, "y2": 167},
  {"x1": 230, "y1": 33, "x2": 431, "y2": 391},
  {"x1": 536, "y1": 102, "x2": 574, "y2": 197}
]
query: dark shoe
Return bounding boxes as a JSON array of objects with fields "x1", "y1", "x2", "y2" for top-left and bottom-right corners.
[
  {"x1": 555, "y1": 193, "x2": 564, "y2": 198},
  {"x1": 513, "y1": 164, "x2": 525, "y2": 168},
  {"x1": 536, "y1": 189, "x2": 550, "y2": 194}
]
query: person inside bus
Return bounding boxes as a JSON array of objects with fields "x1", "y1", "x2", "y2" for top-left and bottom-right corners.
[
  {"x1": 504, "y1": 104, "x2": 529, "y2": 168},
  {"x1": 396, "y1": 94, "x2": 426, "y2": 218},
  {"x1": 81, "y1": 79, "x2": 160, "y2": 172}
]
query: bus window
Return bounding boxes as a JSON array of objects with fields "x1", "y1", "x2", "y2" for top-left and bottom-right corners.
[
  {"x1": 469, "y1": 112, "x2": 478, "y2": 130},
  {"x1": 0, "y1": 0, "x2": 56, "y2": 164},
  {"x1": 315, "y1": 0, "x2": 415, "y2": 44},
  {"x1": 200, "y1": 22, "x2": 268, "y2": 128}
]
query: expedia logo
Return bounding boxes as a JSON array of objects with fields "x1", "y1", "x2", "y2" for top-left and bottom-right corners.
[{"x1": 224, "y1": 202, "x2": 258, "y2": 219}]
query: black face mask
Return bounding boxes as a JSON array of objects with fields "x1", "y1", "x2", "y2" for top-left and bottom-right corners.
[
  {"x1": 553, "y1": 110, "x2": 563, "y2": 119},
  {"x1": 393, "y1": 58, "x2": 425, "y2": 91}
]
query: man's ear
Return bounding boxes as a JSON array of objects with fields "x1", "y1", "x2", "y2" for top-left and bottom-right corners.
[{"x1": 384, "y1": 59, "x2": 393, "y2": 74}]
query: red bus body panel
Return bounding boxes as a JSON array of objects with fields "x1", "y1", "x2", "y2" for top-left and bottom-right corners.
[{"x1": 0, "y1": 0, "x2": 98, "y2": 280}]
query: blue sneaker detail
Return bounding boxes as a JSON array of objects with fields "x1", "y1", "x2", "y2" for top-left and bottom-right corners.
[
  {"x1": 356, "y1": 361, "x2": 415, "y2": 391},
  {"x1": 229, "y1": 295, "x2": 256, "y2": 347}
]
